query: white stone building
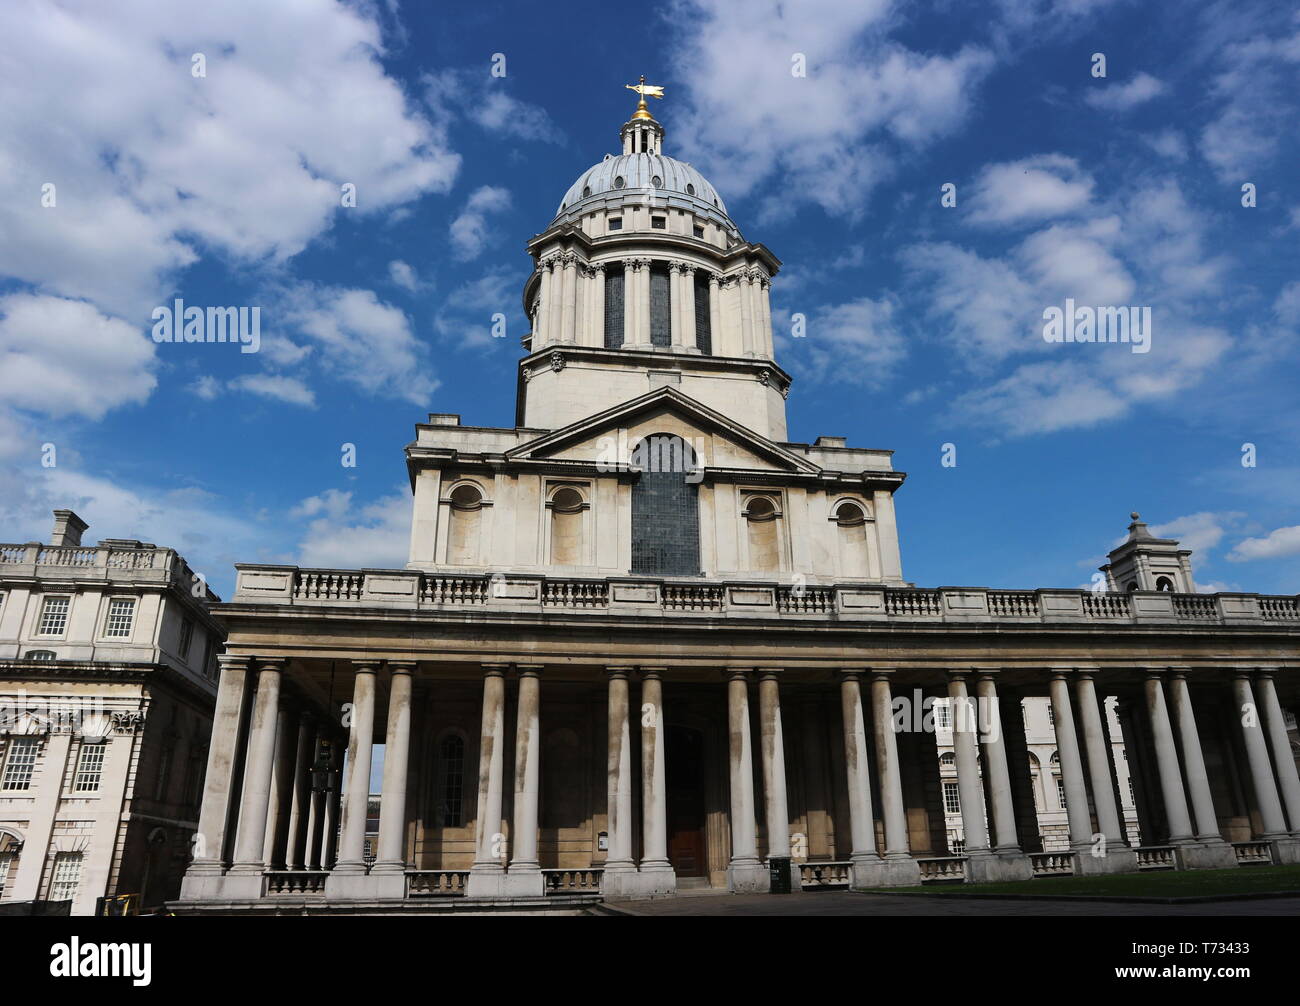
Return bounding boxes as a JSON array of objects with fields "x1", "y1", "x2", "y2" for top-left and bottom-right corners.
[
  {"x1": 0, "y1": 511, "x2": 222, "y2": 914},
  {"x1": 173, "y1": 89, "x2": 1300, "y2": 914}
]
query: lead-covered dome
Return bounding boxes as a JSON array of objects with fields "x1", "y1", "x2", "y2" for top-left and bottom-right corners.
[{"x1": 556, "y1": 152, "x2": 728, "y2": 218}]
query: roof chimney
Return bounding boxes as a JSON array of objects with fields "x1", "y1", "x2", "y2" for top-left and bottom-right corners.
[{"x1": 51, "y1": 509, "x2": 89, "y2": 547}]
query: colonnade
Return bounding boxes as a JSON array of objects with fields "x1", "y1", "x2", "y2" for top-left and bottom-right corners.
[{"x1": 181, "y1": 659, "x2": 1300, "y2": 903}]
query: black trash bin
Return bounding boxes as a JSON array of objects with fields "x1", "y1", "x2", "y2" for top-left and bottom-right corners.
[{"x1": 768, "y1": 856, "x2": 792, "y2": 894}]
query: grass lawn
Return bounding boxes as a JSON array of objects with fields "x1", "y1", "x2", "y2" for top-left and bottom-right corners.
[{"x1": 872, "y1": 865, "x2": 1300, "y2": 899}]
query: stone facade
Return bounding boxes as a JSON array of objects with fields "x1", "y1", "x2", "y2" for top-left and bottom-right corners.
[
  {"x1": 0, "y1": 512, "x2": 222, "y2": 915},
  {"x1": 173, "y1": 95, "x2": 1300, "y2": 914}
]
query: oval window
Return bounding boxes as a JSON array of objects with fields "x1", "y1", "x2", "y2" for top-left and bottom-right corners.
[
  {"x1": 651, "y1": 175, "x2": 662, "y2": 187},
  {"x1": 582, "y1": 186, "x2": 591, "y2": 197},
  {"x1": 686, "y1": 183, "x2": 696, "y2": 196},
  {"x1": 614, "y1": 176, "x2": 625, "y2": 189}
]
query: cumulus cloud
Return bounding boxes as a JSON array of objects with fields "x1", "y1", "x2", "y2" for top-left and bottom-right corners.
[
  {"x1": 1084, "y1": 72, "x2": 1166, "y2": 111},
  {"x1": 1227, "y1": 526, "x2": 1300, "y2": 562},
  {"x1": 0, "y1": 0, "x2": 458, "y2": 320},
  {"x1": 432, "y1": 267, "x2": 524, "y2": 349},
  {"x1": 291, "y1": 489, "x2": 411, "y2": 569},
  {"x1": 965, "y1": 155, "x2": 1095, "y2": 227},
  {"x1": 778, "y1": 296, "x2": 907, "y2": 388},
  {"x1": 1148, "y1": 511, "x2": 1246, "y2": 557},
  {"x1": 424, "y1": 68, "x2": 563, "y2": 143},
  {"x1": 388, "y1": 260, "x2": 420, "y2": 292},
  {"x1": 228, "y1": 374, "x2": 317, "y2": 408},
  {"x1": 449, "y1": 186, "x2": 512, "y2": 261}
]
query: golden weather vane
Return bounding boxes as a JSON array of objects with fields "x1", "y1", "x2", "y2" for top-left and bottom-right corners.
[{"x1": 625, "y1": 74, "x2": 664, "y2": 120}]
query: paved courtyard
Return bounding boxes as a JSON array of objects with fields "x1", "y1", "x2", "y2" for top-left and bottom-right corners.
[{"x1": 603, "y1": 890, "x2": 1300, "y2": 916}]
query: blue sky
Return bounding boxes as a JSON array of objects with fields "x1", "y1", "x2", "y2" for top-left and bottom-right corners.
[{"x1": 1, "y1": 0, "x2": 1298, "y2": 600}]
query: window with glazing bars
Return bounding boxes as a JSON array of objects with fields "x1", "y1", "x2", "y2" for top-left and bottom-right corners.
[
  {"x1": 942, "y1": 781, "x2": 961, "y2": 815},
  {"x1": 649, "y1": 264, "x2": 671, "y2": 347},
  {"x1": 693, "y1": 273, "x2": 711, "y2": 354},
  {"x1": 1, "y1": 738, "x2": 39, "y2": 791},
  {"x1": 440, "y1": 734, "x2": 465, "y2": 827},
  {"x1": 103, "y1": 598, "x2": 135, "y2": 638},
  {"x1": 604, "y1": 266, "x2": 624, "y2": 348},
  {"x1": 74, "y1": 741, "x2": 106, "y2": 792},
  {"x1": 178, "y1": 618, "x2": 194, "y2": 658},
  {"x1": 37, "y1": 597, "x2": 70, "y2": 636},
  {"x1": 49, "y1": 852, "x2": 82, "y2": 902}
]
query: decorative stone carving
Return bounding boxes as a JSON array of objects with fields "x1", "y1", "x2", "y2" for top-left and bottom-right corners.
[{"x1": 549, "y1": 351, "x2": 566, "y2": 373}]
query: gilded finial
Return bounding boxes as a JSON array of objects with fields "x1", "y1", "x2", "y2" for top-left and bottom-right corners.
[{"x1": 626, "y1": 74, "x2": 665, "y2": 121}]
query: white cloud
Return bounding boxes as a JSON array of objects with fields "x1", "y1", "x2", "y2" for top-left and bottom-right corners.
[
  {"x1": 965, "y1": 155, "x2": 1094, "y2": 227},
  {"x1": 191, "y1": 375, "x2": 222, "y2": 401},
  {"x1": 1227, "y1": 525, "x2": 1300, "y2": 562},
  {"x1": 1084, "y1": 72, "x2": 1166, "y2": 112},
  {"x1": 449, "y1": 186, "x2": 512, "y2": 261},
  {"x1": 666, "y1": 0, "x2": 995, "y2": 217},
  {"x1": 1141, "y1": 129, "x2": 1189, "y2": 161},
  {"x1": 281, "y1": 286, "x2": 437, "y2": 405},
  {"x1": 0, "y1": 293, "x2": 156, "y2": 420},
  {"x1": 292, "y1": 489, "x2": 411, "y2": 569},
  {"x1": 779, "y1": 297, "x2": 907, "y2": 388},
  {"x1": 229, "y1": 373, "x2": 317, "y2": 408},
  {"x1": 0, "y1": 0, "x2": 458, "y2": 320},
  {"x1": 424, "y1": 69, "x2": 562, "y2": 143},
  {"x1": 432, "y1": 267, "x2": 523, "y2": 349},
  {"x1": 1275, "y1": 282, "x2": 1300, "y2": 325},
  {"x1": 389, "y1": 260, "x2": 419, "y2": 292},
  {"x1": 1148, "y1": 511, "x2": 1246, "y2": 557}
]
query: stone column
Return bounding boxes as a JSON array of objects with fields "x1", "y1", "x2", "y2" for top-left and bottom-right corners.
[
  {"x1": 505, "y1": 665, "x2": 544, "y2": 895},
  {"x1": 757, "y1": 670, "x2": 795, "y2": 872},
  {"x1": 605, "y1": 667, "x2": 636, "y2": 876},
  {"x1": 1049, "y1": 669, "x2": 1094, "y2": 850},
  {"x1": 1232, "y1": 672, "x2": 1289, "y2": 838},
  {"x1": 738, "y1": 271, "x2": 754, "y2": 356},
  {"x1": 758, "y1": 277, "x2": 773, "y2": 357},
  {"x1": 467, "y1": 664, "x2": 509, "y2": 895},
  {"x1": 372, "y1": 662, "x2": 414, "y2": 890},
  {"x1": 1143, "y1": 670, "x2": 1195, "y2": 845},
  {"x1": 263, "y1": 705, "x2": 296, "y2": 869},
  {"x1": 869, "y1": 671, "x2": 920, "y2": 883},
  {"x1": 560, "y1": 253, "x2": 577, "y2": 344},
  {"x1": 286, "y1": 717, "x2": 316, "y2": 870},
  {"x1": 1256, "y1": 670, "x2": 1300, "y2": 835},
  {"x1": 726, "y1": 670, "x2": 765, "y2": 891},
  {"x1": 974, "y1": 672, "x2": 1032, "y2": 877},
  {"x1": 1165, "y1": 668, "x2": 1238, "y2": 869},
  {"x1": 322, "y1": 739, "x2": 342, "y2": 869},
  {"x1": 947, "y1": 672, "x2": 990, "y2": 856},
  {"x1": 329, "y1": 662, "x2": 377, "y2": 887},
  {"x1": 708, "y1": 273, "x2": 721, "y2": 354},
  {"x1": 620, "y1": 258, "x2": 636, "y2": 349},
  {"x1": 229, "y1": 657, "x2": 284, "y2": 880},
  {"x1": 535, "y1": 259, "x2": 552, "y2": 348},
  {"x1": 591, "y1": 263, "x2": 606, "y2": 348},
  {"x1": 638, "y1": 259, "x2": 652, "y2": 347},
  {"x1": 839, "y1": 671, "x2": 885, "y2": 888},
  {"x1": 638, "y1": 668, "x2": 675, "y2": 892},
  {"x1": 182, "y1": 655, "x2": 251, "y2": 894},
  {"x1": 1072, "y1": 670, "x2": 1141, "y2": 874},
  {"x1": 669, "y1": 262, "x2": 684, "y2": 348}
]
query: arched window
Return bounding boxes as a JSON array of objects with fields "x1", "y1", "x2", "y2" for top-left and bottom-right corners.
[
  {"x1": 631, "y1": 434, "x2": 700, "y2": 576},
  {"x1": 1125, "y1": 581, "x2": 1138, "y2": 591},
  {"x1": 743, "y1": 495, "x2": 781, "y2": 572},
  {"x1": 0, "y1": 829, "x2": 21, "y2": 899},
  {"x1": 649, "y1": 263, "x2": 671, "y2": 347},
  {"x1": 1155, "y1": 576, "x2": 1173, "y2": 591},
  {"x1": 24, "y1": 650, "x2": 56, "y2": 661},
  {"x1": 939, "y1": 752, "x2": 956, "y2": 770},
  {"x1": 436, "y1": 733, "x2": 466, "y2": 828},
  {"x1": 548, "y1": 487, "x2": 586, "y2": 565},
  {"x1": 1049, "y1": 751, "x2": 1060, "y2": 768},
  {"x1": 604, "y1": 264, "x2": 625, "y2": 348},
  {"x1": 693, "y1": 271, "x2": 712, "y2": 354},
  {"x1": 833, "y1": 500, "x2": 871, "y2": 577},
  {"x1": 446, "y1": 483, "x2": 485, "y2": 565}
]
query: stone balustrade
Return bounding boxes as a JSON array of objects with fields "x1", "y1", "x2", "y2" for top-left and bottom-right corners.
[
  {"x1": 542, "y1": 868, "x2": 603, "y2": 894},
  {"x1": 917, "y1": 857, "x2": 967, "y2": 883},
  {"x1": 264, "y1": 870, "x2": 329, "y2": 894},
  {"x1": 1231, "y1": 841, "x2": 1273, "y2": 866},
  {"x1": 1135, "y1": 846, "x2": 1177, "y2": 870},
  {"x1": 1030, "y1": 851, "x2": 1075, "y2": 877},
  {"x1": 798, "y1": 861, "x2": 851, "y2": 888},
  {"x1": 406, "y1": 870, "x2": 470, "y2": 896},
  {"x1": 0, "y1": 540, "x2": 216, "y2": 600},
  {"x1": 227, "y1": 564, "x2": 1300, "y2": 629}
]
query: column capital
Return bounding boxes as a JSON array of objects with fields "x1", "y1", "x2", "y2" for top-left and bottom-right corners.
[
  {"x1": 255, "y1": 656, "x2": 287, "y2": 672},
  {"x1": 1140, "y1": 666, "x2": 1168, "y2": 680},
  {"x1": 1073, "y1": 666, "x2": 1102, "y2": 680},
  {"x1": 1230, "y1": 667, "x2": 1255, "y2": 681},
  {"x1": 755, "y1": 667, "x2": 783, "y2": 680},
  {"x1": 837, "y1": 668, "x2": 867, "y2": 681},
  {"x1": 387, "y1": 660, "x2": 417, "y2": 675},
  {"x1": 481, "y1": 662, "x2": 510, "y2": 677},
  {"x1": 607, "y1": 665, "x2": 635, "y2": 680},
  {"x1": 946, "y1": 669, "x2": 972, "y2": 683},
  {"x1": 868, "y1": 668, "x2": 898, "y2": 681},
  {"x1": 1048, "y1": 667, "x2": 1075, "y2": 680},
  {"x1": 1165, "y1": 665, "x2": 1192, "y2": 680},
  {"x1": 639, "y1": 666, "x2": 667, "y2": 680},
  {"x1": 217, "y1": 653, "x2": 251, "y2": 671},
  {"x1": 350, "y1": 659, "x2": 380, "y2": 673},
  {"x1": 1254, "y1": 666, "x2": 1280, "y2": 680},
  {"x1": 516, "y1": 663, "x2": 544, "y2": 678},
  {"x1": 724, "y1": 668, "x2": 753, "y2": 682}
]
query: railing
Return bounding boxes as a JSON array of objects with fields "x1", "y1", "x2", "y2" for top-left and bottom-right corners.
[
  {"x1": 1232, "y1": 841, "x2": 1273, "y2": 866},
  {"x1": 264, "y1": 870, "x2": 328, "y2": 894},
  {"x1": 542, "y1": 579, "x2": 608, "y2": 607},
  {"x1": 294, "y1": 571, "x2": 362, "y2": 601},
  {"x1": 1173, "y1": 594, "x2": 1217, "y2": 619},
  {"x1": 1135, "y1": 846, "x2": 1176, "y2": 870},
  {"x1": 917, "y1": 856, "x2": 966, "y2": 883},
  {"x1": 661, "y1": 585, "x2": 724, "y2": 611},
  {"x1": 108, "y1": 549, "x2": 157, "y2": 569},
  {"x1": 885, "y1": 590, "x2": 942, "y2": 616},
  {"x1": 228, "y1": 565, "x2": 1300, "y2": 629},
  {"x1": 36, "y1": 547, "x2": 98, "y2": 567},
  {"x1": 406, "y1": 870, "x2": 469, "y2": 896},
  {"x1": 776, "y1": 586, "x2": 835, "y2": 613},
  {"x1": 1030, "y1": 851, "x2": 1074, "y2": 877},
  {"x1": 798, "y1": 861, "x2": 851, "y2": 888},
  {"x1": 542, "y1": 868, "x2": 603, "y2": 894},
  {"x1": 1082, "y1": 593, "x2": 1130, "y2": 618},
  {"x1": 988, "y1": 591, "x2": 1039, "y2": 617},
  {"x1": 421, "y1": 576, "x2": 489, "y2": 605},
  {"x1": 0, "y1": 545, "x2": 28, "y2": 563}
]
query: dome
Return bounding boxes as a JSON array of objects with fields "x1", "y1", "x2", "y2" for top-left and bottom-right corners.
[{"x1": 555, "y1": 152, "x2": 730, "y2": 221}]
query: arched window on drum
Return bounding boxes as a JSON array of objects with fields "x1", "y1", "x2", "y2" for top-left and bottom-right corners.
[{"x1": 446, "y1": 483, "x2": 486, "y2": 565}]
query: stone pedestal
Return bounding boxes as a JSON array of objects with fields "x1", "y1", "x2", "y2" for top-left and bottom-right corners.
[
  {"x1": 965, "y1": 851, "x2": 1034, "y2": 884},
  {"x1": 849, "y1": 855, "x2": 921, "y2": 889},
  {"x1": 726, "y1": 861, "x2": 769, "y2": 893},
  {"x1": 1075, "y1": 846, "x2": 1139, "y2": 876},
  {"x1": 1269, "y1": 837, "x2": 1300, "y2": 865},
  {"x1": 465, "y1": 867, "x2": 507, "y2": 899},
  {"x1": 604, "y1": 866, "x2": 677, "y2": 899},
  {"x1": 1174, "y1": 841, "x2": 1239, "y2": 871}
]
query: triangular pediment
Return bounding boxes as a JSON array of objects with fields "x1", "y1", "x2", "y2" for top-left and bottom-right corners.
[{"x1": 506, "y1": 386, "x2": 820, "y2": 474}]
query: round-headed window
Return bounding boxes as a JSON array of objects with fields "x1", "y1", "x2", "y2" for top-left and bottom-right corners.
[
  {"x1": 551, "y1": 487, "x2": 584, "y2": 513},
  {"x1": 449, "y1": 484, "x2": 483, "y2": 510},
  {"x1": 614, "y1": 175, "x2": 625, "y2": 189},
  {"x1": 835, "y1": 501, "x2": 866, "y2": 526}
]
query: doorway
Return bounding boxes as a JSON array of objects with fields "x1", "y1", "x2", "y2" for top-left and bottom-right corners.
[{"x1": 665, "y1": 725, "x2": 708, "y2": 877}]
